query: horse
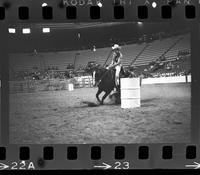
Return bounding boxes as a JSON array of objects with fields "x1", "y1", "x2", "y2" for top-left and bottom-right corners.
[{"x1": 93, "y1": 66, "x2": 127, "y2": 105}]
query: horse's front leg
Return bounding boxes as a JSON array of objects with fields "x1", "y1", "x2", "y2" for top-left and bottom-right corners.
[
  {"x1": 96, "y1": 89, "x2": 102, "y2": 103},
  {"x1": 100, "y1": 90, "x2": 112, "y2": 105}
]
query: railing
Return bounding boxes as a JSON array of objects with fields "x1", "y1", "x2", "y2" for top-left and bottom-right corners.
[
  {"x1": 160, "y1": 37, "x2": 184, "y2": 58},
  {"x1": 131, "y1": 44, "x2": 149, "y2": 66},
  {"x1": 9, "y1": 76, "x2": 94, "y2": 94}
]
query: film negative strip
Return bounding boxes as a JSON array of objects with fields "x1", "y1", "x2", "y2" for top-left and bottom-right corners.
[{"x1": 0, "y1": 0, "x2": 200, "y2": 171}]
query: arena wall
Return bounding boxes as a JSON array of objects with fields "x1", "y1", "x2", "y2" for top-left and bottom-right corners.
[
  {"x1": 9, "y1": 75, "x2": 191, "y2": 94},
  {"x1": 142, "y1": 75, "x2": 191, "y2": 85}
]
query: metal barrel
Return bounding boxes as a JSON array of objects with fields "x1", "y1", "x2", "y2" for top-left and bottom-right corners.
[{"x1": 120, "y1": 78, "x2": 141, "y2": 108}]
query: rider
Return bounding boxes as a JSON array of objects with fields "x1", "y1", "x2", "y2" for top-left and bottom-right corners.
[{"x1": 106, "y1": 44, "x2": 123, "y2": 88}]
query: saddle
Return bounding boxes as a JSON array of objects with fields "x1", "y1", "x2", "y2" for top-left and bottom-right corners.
[{"x1": 109, "y1": 66, "x2": 125, "y2": 77}]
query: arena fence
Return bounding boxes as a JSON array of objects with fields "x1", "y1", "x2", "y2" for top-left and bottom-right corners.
[
  {"x1": 9, "y1": 76, "x2": 94, "y2": 94},
  {"x1": 142, "y1": 75, "x2": 191, "y2": 85}
]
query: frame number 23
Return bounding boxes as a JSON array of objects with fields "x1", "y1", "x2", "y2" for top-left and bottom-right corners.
[{"x1": 114, "y1": 162, "x2": 130, "y2": 169}]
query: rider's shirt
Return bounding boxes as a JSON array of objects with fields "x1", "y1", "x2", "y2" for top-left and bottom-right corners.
[{"x1": 112, "y1": 50, "x2": 122, "y2": 66}]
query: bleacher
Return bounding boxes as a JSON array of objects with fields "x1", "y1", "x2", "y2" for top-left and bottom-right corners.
[
  {"x1": 10, "y1": 51, "x2": 76, "y2": 71},
  {"x1": 149, "y1": 55, "x2": 191, "y2": 77},
  {"x1": 134, "y1": 34, "x2": 190, "y2": 66},
  {"x1": 165, "y1": 34, "x2": 190, "y2": 60},
  {"x1": 10, "y1": 33, "x2": 190, "y2": 74}
]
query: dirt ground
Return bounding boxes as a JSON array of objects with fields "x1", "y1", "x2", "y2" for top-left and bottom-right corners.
[{"x1": 9, "y1": 83, "x2": 191, "y2": 144}]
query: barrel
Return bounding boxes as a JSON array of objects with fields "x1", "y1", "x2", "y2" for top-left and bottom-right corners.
[
  {"x1": 68, "y1": 83, "x2": 74, "y2": 91},
  {"x1": 120, "y1": 78, "x2": 141, "y2": 108}
]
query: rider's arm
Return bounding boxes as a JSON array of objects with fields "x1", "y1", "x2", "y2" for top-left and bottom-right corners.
[
  {"x1": 107, "y1": 60, "x2": 114, "y2": 69},
  {"x1": 110, "y1": 59, "x2": 114, "y2": 65}
]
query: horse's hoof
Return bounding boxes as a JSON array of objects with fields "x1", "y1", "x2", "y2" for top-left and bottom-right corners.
[{"x1": 100, "y1": 101, "x2": 104, "y2": 105}]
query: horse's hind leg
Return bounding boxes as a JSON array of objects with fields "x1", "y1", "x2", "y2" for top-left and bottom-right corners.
[
  {"x1": 96, "y1": 89, "x2": 102, "y2": 103},
  {"x1": 100, "y1": 90, "x2": 111, "y2": 105}
]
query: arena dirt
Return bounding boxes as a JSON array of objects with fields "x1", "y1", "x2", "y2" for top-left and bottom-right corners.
[{"x1": 9, "y1": 83, "x2": 191, "y2": 144}]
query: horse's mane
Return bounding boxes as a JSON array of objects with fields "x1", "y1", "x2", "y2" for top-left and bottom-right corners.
[{"x1": 94, "y1": 65, "x2": 107, "y2": 72}]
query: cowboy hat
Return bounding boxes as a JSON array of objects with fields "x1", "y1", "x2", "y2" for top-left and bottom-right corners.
[{"x1": 112, "y1": 44, "x2": 121, "y2": 50}]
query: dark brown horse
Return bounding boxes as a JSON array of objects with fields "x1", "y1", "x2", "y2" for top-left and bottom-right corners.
[{"x1": 94, "y1": 66, "x2": 129, "y2": 105}]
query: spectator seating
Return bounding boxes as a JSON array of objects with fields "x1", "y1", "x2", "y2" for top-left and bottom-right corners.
[
  {"x1": 10, "y1": 33, "x2": 190, "y2": 75},
  {"x1": 134, "y1": 34, "x2": 190, "y2": 66},
  {"x1": 148, "y1": 55, "x2": 191, "y2": 77}
]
